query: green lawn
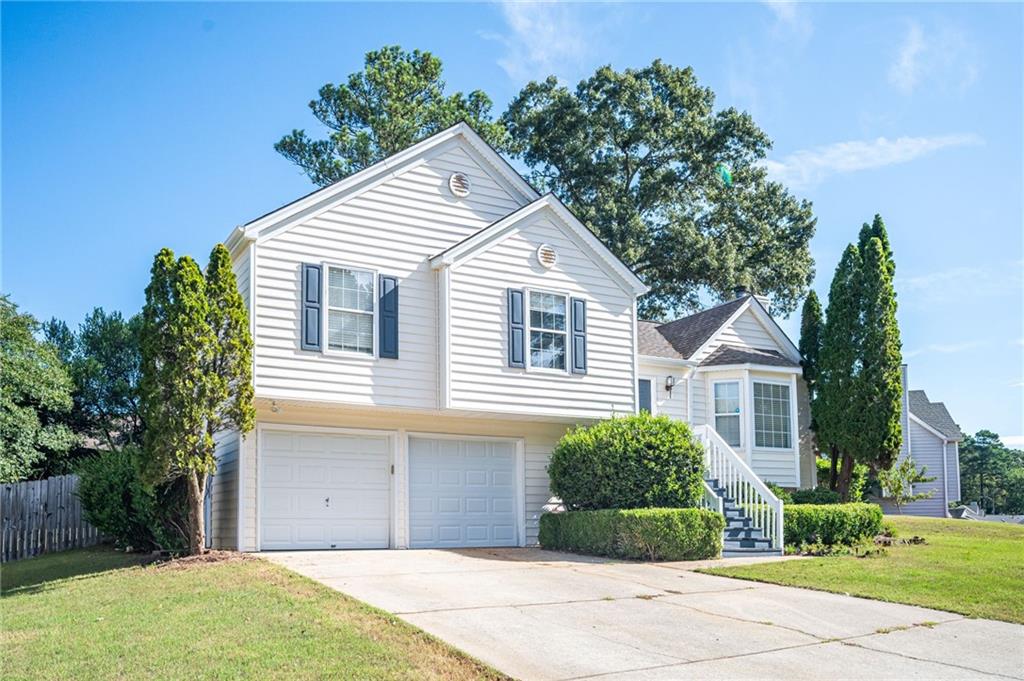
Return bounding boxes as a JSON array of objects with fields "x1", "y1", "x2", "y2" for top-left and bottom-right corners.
[
  {"x1": 1, "y1": 546, "x2": 506, "y2": 680},
  {"x1": 702, "y1": 516, "x2": 1024, "y2": 624}
]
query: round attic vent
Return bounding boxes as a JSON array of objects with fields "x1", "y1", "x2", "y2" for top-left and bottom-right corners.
[
  {"x1": 448, "y1": 172, "x2": 472, "y2": 198},
  {"x1": 536, "y1": 244, "x2": 558, "y2": 269}
]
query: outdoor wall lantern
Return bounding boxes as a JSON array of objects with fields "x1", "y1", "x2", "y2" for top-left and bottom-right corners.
[{"x1": 665, "y1": 375, "x2": 676, "y2": 396}]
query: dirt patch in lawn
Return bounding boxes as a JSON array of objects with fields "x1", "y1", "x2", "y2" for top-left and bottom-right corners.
[{"x1": 154, "y1": 550, "x2": 259, "y2": 570}]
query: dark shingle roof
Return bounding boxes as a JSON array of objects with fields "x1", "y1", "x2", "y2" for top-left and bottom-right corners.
[
  {"x1": 639, "y1": 296, "x2": 748, "y2": 360},
  {"x1": 909, "y1": 390, "x2": 963, "y2": 440},
  {"x1": 700, "y1": 345, "x2": 800, "y2": 368},
  {"x1": 637, "y1": 321, "x2": 683, "y2": 358}
]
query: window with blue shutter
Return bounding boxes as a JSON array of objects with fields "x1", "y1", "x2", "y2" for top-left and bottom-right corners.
[
  {"x1": 507, "y1": 288, "x2": 526, "y2": 368},
  {"x1": 638, "y1": 379, "x2": 653, "y2": 414},
  {"x1": 570, "y1": 297, "x2": 587, "y2": 374},
  {"x1": 300, "y1": 263, "x2": 322, "y2": 351},
  {"x1": 378, "y1": 274, "x2": 399, "y2": 359}
]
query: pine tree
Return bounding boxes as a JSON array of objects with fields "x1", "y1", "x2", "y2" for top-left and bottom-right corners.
[
  {"x1": 856, "y1": 236, "x2": 903, "y2": 471},
  {"x1": 858, "y1": 214, "x2": 893, "y2": 277},
  {"x1": 816, "y1": 245, "x2": 862, "y2": 496}
]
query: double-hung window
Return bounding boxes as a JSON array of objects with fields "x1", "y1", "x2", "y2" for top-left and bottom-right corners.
[
  {"x1": 528, "y1": 291, "x2": 567, "y2": 371},
  {"x1": 753, "y1": 381, "x2": 792, "y2": 449},
  {"x1": 326, "y1": 266, "x2": 374, "y2": 355},
  {"x1": 713, "y1": 381, "x2": 741, "y2": 447}
]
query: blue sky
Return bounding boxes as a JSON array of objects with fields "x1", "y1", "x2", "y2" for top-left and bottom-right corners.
[{"x1": 3, "y1": 2, "x2": 1021, "y2": 442}]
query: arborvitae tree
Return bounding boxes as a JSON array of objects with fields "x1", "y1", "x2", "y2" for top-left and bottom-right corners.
[
  {"x1": 815, "y1": 245, "x2": 862, "y2": 497},
  {"x1": 855, "y1": 236, "x2": 903, "y2": 472},
  {"x1": 858, "y1": 214, "x2": 893, "y2": 277},
  {"x1": 798, "y1": 290, "x2": 824, "y2": 455},
  {"x1": 139, "y1": 246, "x2": 255, "y2": 554},
  {"x1": 203, "y1": 243, "x2": 255, "y2": 462}
]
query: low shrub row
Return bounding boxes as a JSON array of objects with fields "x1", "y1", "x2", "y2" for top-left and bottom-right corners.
[
  {"x1": 539, "y1": 508, "x2": 725, "y2": 561},
  {"x1": 784, "y1": 503, "x2": 883, "y2": 547}
]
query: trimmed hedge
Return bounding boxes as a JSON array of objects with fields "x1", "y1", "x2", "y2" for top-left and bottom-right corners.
[
  {"x1": 784, "y1": 503, "x2": 883, "y2": 546},
  {"x1": 539, "y1": 508, "x2": 725, "y2": 561},
  {"x1": 547, "y1": 414, "x2": 705, "y2": 510},
  {"x1": 791, "y1": 486, "x2": 842, "y2": 505}
]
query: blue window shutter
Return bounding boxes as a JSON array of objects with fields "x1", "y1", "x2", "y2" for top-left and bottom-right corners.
[
  {"x1": 300, "y1": 263, "x2": 322, "y2": 351},
  {"x1": 570, "y1": 297, "x2": 587, "y2": 374},
  {"x1": 379, "y1": 274, "x2": 399, "y2": 359},
  {"x1": 638, "y1": 379, "x2": 653, "y2": 413},
  {"x1": 507, "y1": 288, "x2": 526, "y2": 368}
]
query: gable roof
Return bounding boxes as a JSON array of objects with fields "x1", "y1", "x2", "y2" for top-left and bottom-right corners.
[
  {"x1": 429, "y1": 193, "x2": 649, "y2": 297},
  {"x1": 228, "y1": 122, "x2": 539, "y2": 246},
  {"x1": 909, "y1": 390, "x2": 963, "y2": 441},
  {"x1": 637, "y1": 321, "x2": 682, "y2": 359},
  {"x1": 700, "y1": 345, "x2": 800, "y2": 368},
  {"x1": 643, "y1": 297, "x2": 748, "y2": 360}
]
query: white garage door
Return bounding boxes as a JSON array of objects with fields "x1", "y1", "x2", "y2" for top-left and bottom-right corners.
[
  {"x1": 408, "y1": 436, "x2": 518, "y2": 548},
  {"x1": 260, "y1": 430, "x2": 391, "y2": 550}
]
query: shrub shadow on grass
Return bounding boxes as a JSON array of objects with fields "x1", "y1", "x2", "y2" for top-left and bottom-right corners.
[{"x1": 1, "y1": 545, "x2": 153, "y2": 596}]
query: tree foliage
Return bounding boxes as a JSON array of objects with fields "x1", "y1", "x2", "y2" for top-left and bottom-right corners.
[
  {"x1": 958, "y1": 430, "x2": 1024, "y2": 513},
  {"x1": 44, "y1": 309, "x2": 144, "y2": 455},
  {"x1": 502, "y1": 61, "x2": 816, "y2": 318},
  {"x1": 0, "y1": 296, "x2": 77, "y2": 482},
  {"x1": 878, "y1": 458, "x2": 935, "y2": 513},
  {"x1": 139, "y1": 245, "x2": 254, "y2": 554},
  {"x1": 276, "y1": 46, "x2": 508, "y2": 186},
  {"x1": 799, "y1": 290, "x2": 824, "y2": 439}
]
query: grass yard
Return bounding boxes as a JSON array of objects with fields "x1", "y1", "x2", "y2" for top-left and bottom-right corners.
[
  {"x1": 702, "y1": 516, "x2": 1024, "y2": 624},
  {"x1": 0, "y1": 546, "x2": 506, "y2": 681}
]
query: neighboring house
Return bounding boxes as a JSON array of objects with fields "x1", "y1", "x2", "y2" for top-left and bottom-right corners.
[
  {"x1": 882, "y1": 366, "x2": 963, "y2": 517},
  {"x1": 207, "y1": 123, "x2": 811, "y2": 553}
]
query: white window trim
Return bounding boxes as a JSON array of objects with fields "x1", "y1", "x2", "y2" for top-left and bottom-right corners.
[
  {"x1": 525, "y1": 287, "x2": 570, "y2": 374},
  {"x1": 751, "y1": 378, "x2": 794, "y2": 451},
  {"x1": 322, "y1": 262, "x2": 378, "y2": 359},
  {"x1": 712, "y1": 379, "x2": 742, "y2": 448}
]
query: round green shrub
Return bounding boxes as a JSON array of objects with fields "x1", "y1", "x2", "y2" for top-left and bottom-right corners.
[
  {"x1": 784, "y1": 502, "x2": 883, "y2": 546},
  {"x1": 548, "y1": 414, "x2": 705, "y2": 510},
  {"x1": 791, "y1": 486, "x2": 842, "y2": 505}
]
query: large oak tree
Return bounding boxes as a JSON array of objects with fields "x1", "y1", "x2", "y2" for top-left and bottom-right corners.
[{"x1": 502, "y1": 61, "x2": 816, "y2": 318}]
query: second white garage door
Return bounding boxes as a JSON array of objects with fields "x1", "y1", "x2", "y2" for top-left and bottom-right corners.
[{"x1": 408, "y1": 436, "x2": 519, "y2": 548}]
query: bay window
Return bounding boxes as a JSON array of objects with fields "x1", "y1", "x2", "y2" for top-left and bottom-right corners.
[
  {"x1": 753, "y1": 381, "x2": 792, "y2": 449},
  {"x1": 713, "y1": 381, "x2": 741, "y2": 447}
]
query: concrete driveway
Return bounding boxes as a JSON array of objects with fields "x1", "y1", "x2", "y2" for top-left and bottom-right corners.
[{"x1": 264, "y1": 548, "x2": 1023, "y2": 681}]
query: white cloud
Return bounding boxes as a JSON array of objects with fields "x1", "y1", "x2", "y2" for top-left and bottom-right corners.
[
  {"x1": 897, "y1": 262, "x2": 1022, "y2": 305},
  {"x1": 483, "y1": 1, "x2": 606, "y2": 83},
  {"x1": 762, "y1": 1, "x2": 813, "y2": 41},
  {"x1": 904, "y1": 341, "x2": 987, "y2": 359},
  {"x1": 888, "y1": 22, "x2": 979, "y2": 95},
  {"x1": 1002, "y1": 435, "x2": 1024, "y2": 448},
  {"x1": 764, "y1": 133, "x2": 983, "y2": 189}
]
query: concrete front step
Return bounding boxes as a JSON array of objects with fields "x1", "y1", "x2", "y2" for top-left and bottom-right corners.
[
  {"x1": 721, "y1": 549, "x2": 782, "y2": 558},
  {"x1": 724, "y1": 527, "x2": 765, "y2": 540}
]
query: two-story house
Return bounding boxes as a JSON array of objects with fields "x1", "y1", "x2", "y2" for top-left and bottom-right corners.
[{"x1": 209, "y1": 123, "x2": 812, "y2": 553}]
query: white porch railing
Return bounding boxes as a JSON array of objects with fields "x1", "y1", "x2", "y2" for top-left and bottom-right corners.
[
  {"x1": 699, "y1": 479, "x2": 724, "y2": 516},
  {"x1": 693, "y1": 424, "x2": 784, "y2": 551}
]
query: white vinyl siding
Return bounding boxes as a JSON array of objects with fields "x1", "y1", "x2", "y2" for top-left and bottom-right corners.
[
  {"x1": 447, "y1": 213, "x2": 636, "y2": 418},
  {"x1": 946, "y1": 442, "x2": 961, "y2": 502},
  {"x1": 210, "y1": 430, "x2": 239, "y2": 550},
  {"x1": 636, "y1": 360, "x2": 689, "y2": 422},
  {"x1": 249, "y1": 143, "x2": 525, "y2": 409},
  {"x1": 692, "y1": 308, "x2": 779, "y2": 363}
]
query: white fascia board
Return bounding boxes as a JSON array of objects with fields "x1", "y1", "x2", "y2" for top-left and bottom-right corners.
[
  {"x1": 639, "y1": 354, "x2": 698, "y2": 369},
  {"x1": 430, "y1": 194, "x2": 649, "y2": 297},
  {"x1": 224, "y1": 226, "x2": 255, "y2": 257},
  {"x1": 908, "y1": 412, "x2": 952, "y2": 442},
  {"x1": 694, "y1": 363, "x2": 802, "y2": 375},
  {"x1": 238, "y1": 123, "x2": 538, "y2": 244}
]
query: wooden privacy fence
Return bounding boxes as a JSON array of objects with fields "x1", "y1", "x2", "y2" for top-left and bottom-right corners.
[{"x1": 1, "y1": 474, "x2": 101, "y2": 562}]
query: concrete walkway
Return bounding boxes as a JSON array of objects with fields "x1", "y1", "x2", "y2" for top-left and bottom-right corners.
[{"x1": 264, "y1": 548, "x2": 1024, "y2": 681}]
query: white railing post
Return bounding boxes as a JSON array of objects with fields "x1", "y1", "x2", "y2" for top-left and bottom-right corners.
[{"x1": 694, "y1": 424, "x2": 785, "y2": 553}]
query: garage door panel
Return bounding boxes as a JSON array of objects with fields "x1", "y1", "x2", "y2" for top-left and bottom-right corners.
[
  {"x1": 408, "y1": 437, "x2": 518, "y2": 549},
  {"x1": 260, "y1": 431, "x2": 391, "y2": 550}
]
